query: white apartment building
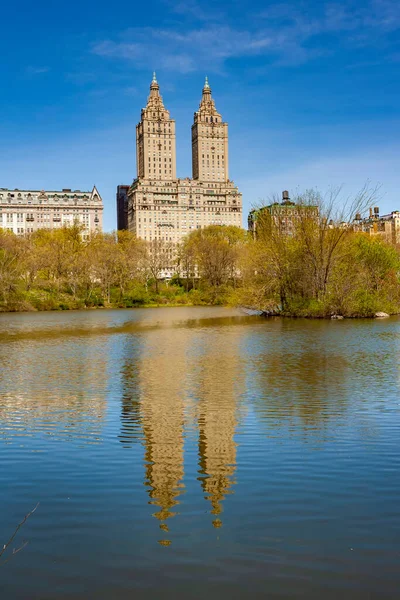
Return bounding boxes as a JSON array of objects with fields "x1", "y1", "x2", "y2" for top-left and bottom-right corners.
[{"x1": 0, "y1": 186, "x2": 103, "y2": 237}]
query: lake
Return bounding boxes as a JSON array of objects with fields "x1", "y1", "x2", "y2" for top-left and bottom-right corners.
[{"x1": 0, "y1": 307, "x2": 399, "y2": 599}]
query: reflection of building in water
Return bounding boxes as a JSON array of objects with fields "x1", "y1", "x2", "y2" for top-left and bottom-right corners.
[
  {"x1": 250, "y1": 331, "x2": 350, "y2": 433},
  {"x1": 119, "y1": 338, "x2": 143, "y2": 448},
  {"x1": 195, "y1": 332, "x2": 243, "y2": 528},
  {"x1": 135, "y1": 328, "x2": 187, "y2": 544},
  {"x1": 118, "y1": 309, "x2": 247, "y2": 540},
  {"x1": 0, "y1": 337, "x2": 109, "y2": 444}
]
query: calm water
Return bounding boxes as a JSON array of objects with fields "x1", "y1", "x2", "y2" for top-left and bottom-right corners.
[{"x1": 0, "y1": 307, "x2": 399, "y2": 599}]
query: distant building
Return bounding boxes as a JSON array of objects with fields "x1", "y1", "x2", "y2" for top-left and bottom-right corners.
[
  {"x1": 352, "y1": 207, "x2": 400, "y2": 244},
  {"x1": 0, "y1": 186, "x2": 103, "y2": 237},
  {"x1": 248, "y1": 191, "x2": 319, "y2": 237},
  {"x1": 116, "y1": 185, "x2": 129, "y2": 231},
  {"x1": 117, "y1": 74, "x2": 242, "y2": 275}
]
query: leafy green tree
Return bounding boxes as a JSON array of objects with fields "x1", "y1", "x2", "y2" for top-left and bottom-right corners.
[
  {"x1": 0, "y1": 230, "x2": 23, "y2": 305},
  {"x1": 186, "y1": 225, "x2": 247, "y2": 288}
]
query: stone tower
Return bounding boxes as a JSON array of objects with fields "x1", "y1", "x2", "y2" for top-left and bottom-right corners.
[
  {"x1": 136, "y1": 72, "x2": 176, "y2": 181},
  {"x1": 122, "y1": 74, "x2": 242, "y2": 270},
  {"x1": 191, "y1": 77, "x2": 229, "y2": 182}
]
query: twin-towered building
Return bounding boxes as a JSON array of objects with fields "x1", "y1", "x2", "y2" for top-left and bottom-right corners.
[
  {"x1": 117, "y1": 74, "x2": 242, "y2": 243},
  {"x1": 2, "y1": 75, "x2": 241, "y2": 244}
]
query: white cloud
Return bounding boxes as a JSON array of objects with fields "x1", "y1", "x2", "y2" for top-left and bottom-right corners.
[
  {"x1": 91, "y1": 1, "x2": 400, "y2": 73},
  {"x1": 165, "y1": 0, "x2": 224, "y2": 22},
  {"x1": 92, "y1": 26, "x2": 297, "y2": 74}
]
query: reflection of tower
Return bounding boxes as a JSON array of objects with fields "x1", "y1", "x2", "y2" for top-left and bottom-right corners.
[
  {"x1": 138, "y1": 326, "x2": 187, "y2": 545},
  {"x1": 196, "y1": 333, "x2": 242, "y2": 528},
  {"x1": 198, "y1": 400, "x2": 237, "y2": 528},
  {"x1": 119, "y1": 338, "x2": 142, "y2": 448}
]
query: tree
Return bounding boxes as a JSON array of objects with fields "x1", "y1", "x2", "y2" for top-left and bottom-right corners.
[
  {"x1": 141, "y1": 239, "x2": 175, "y2": 293},
  {"x1": 91, "y1": 232, "x2": 122, "y2": 304},
  {"x1": 177, "y1": 236, "x2": 197, "y2": 291},
  {"x1": 246, "y1": 184, "x2": 382, "y2": 315},
  {"x1": 186, "y1": 225, "x2": 247, "y2": 288},
  {"x1": 293, "y1": 185, "x2": 379, "y2": 301},
  {"x1": 31, "y1": 224, "x2": 86, "y2": 295},
  {"x1": 113, "y1": 231, "x2": 145, "y2": 299},
  {"x1": 0, "y1": 230, "x2": 23, "y2": 304}
]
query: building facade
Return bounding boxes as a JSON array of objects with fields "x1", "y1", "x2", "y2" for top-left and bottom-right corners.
[
  {"x1": 0, "y1": 186, "x2": 103, "y2": 236},
  {"x1": 117, "y1": 74, "x2": 242, "y2": 258},
  {"x1": 352, "y1": 207, "x2": 400, "y2": 244},
  {"x1": 248, "y1": 191, "x2": 319, "y2": 237}
]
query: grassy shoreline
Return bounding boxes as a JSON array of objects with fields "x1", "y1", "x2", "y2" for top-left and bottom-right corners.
[
  {"x1": 2, "y1": 216, "x2": 400, "y2": 321},
  {"x1": 0, "y1": 300, "x2": 395, "y2": 319}
]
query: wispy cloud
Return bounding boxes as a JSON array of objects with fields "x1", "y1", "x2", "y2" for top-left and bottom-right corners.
[
  {"x1": 259, "y1": 0, "x2": 400, "y2": 34},
  {"x1": 91, "y1": 0, "x2": 400, "y2": 73},
  {"x1": 165, "y1": 0, "x2": 224, "y2": 22},
  {"x1": 25, "y1": 66, "x2": 50, "y2": 76},
  {"x1": 93, "y1": 26, "x2": 279, "y2": 74}
]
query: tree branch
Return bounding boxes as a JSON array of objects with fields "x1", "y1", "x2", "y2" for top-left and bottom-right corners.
[{"x1": 0, "y1": 503, "x2": 39, "y2": 565}]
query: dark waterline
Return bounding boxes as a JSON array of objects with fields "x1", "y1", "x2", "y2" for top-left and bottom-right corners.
[{"x1": 1, "y1": 307, "x2": 399, "y2": 599}]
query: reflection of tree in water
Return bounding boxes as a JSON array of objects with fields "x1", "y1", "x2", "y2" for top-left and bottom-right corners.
[
  {"x1": 0, "y1": 340, "x2": 108, "y2": 445},
  {"x1": 0, "y1": 393, "x2": 105, "y2": 444},
  {"x1": 251, "y1": 348, "x2": 350, "y2": 431}
]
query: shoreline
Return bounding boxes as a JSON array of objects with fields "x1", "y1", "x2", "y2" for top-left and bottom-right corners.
[{"x1": 0, "y1": 303, "x2": 395, "y2": 319}]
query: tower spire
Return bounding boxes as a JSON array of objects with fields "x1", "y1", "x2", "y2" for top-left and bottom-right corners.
[
  {"x1": 202, "y1": 76, "x2": 211, "y2": 97},
  {"x1": 192, "y1": 76, "x2": 227, "y2": 181},
  {"x1": 137, "y1": 71, "x2": 176, "y2": 181},
  {"x1": 150, "y1": 71, "x2": 159, "y2": 93}
]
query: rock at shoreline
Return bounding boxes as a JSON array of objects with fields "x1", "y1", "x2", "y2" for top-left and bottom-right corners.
[
  {"x1": 331, "y1": 314, "x2": 344, "y2": 320},
  {"x1": 375, "y1": 312, "x2": 390, "y2": 318}
]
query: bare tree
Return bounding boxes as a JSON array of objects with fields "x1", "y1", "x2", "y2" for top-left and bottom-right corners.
[
  {"x1": 141, "y1": 239, "x2": 175, "y2": 293},
  {"x1": 293, "y1": 184, "x2": 380, "y2": 300},
  {"x1": 250, "y1": 183, "x2": 380, "y2": 311},
  {"x1": 187, "y1": 225, "x2": 246, "y2": 288},
  {"x1": 176, "y1": 238, "x2": 197, "y2": 291}
]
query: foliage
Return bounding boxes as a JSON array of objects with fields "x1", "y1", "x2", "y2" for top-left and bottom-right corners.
[
  {"x1": 0, "y1": 225, "x2": 244, "y2": 311},
  {"x1": 2, "y1": 194, "x2": 400, "y2": 318},
  {"x1": 242, "y1": 186, "x2": 400, "y2": 317}
]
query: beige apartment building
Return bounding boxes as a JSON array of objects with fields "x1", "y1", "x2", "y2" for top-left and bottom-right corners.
[
  {"x1": 0, "y1": 186, "x2": 103, "y2": 237},
  {"x1": 352, "y1": 207, "x2": 400, "y2": 244},
  {"x1": 117, "y1": 74, "x2": 242, "y2": 273}
]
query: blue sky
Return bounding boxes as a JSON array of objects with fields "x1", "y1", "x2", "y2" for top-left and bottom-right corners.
[{"x1": 1, "y1": 0, "x2": 399, "y2": 230}]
